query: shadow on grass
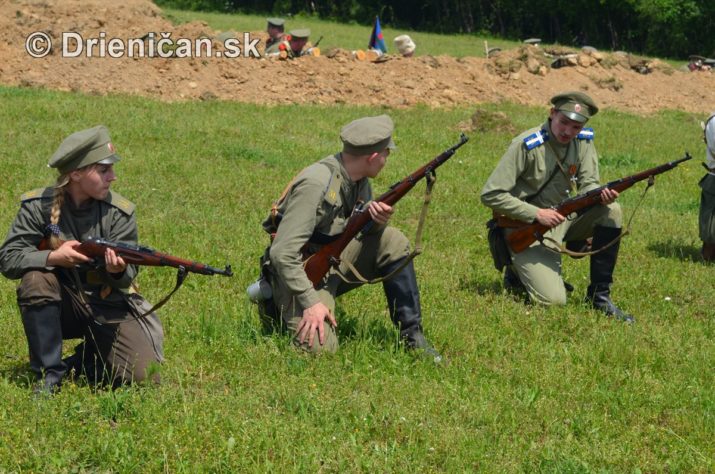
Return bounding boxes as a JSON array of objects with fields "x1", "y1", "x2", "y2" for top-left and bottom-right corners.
[
  {"x1": 458, "y1": 275, "x2": 503, "y2": 296},
  {"x1": 0, "y1": 360, "x2": 33, "y2": 389},
  {"x1": 647, "y1": 238, "x2": 703, "y2": 263}
]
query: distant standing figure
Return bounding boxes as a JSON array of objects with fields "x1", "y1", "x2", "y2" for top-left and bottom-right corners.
[
  {"x1": 699, "y1": 112, "x2": 715, "y2": 261},
  {"x1": 394, "y1": 35, "x2": 416, "y2": 57}
]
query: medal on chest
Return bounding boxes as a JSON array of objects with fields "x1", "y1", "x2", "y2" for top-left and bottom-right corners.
[{"x1": 568, "y1": 164, "x2": 578, "y2": 195}]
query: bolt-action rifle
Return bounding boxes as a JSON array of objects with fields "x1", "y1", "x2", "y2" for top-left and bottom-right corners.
[
  {"x1": 40, "y1": 236, "x2": 233, "y2": 277},
  {"x1": 39, "y1": 236, "x2": 232, "y2": 315},
  {"x1": 303, "y1": 134, "x2": 469, "y2": 286},
  {"x1": 497, "y1": 153, "x2": 692, "y2": 254}
]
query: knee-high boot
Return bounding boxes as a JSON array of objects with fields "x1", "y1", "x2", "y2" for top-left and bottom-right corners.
[
  {"x1": 702, "y1": 242, "x2": 715, "y2": 262},
  {"x1": 585, "y1": 226, "x2": 634, "y2": 323},
  {"x1": 381, "y1": 259, "x2": 442, "y2": 362},
  {"x1": 21, "y1": 303, "x2": 66, "y2": 393}
]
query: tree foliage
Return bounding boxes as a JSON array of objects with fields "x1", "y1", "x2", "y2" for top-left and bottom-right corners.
[{"x1": 154, "y1": 0, "x2": 715, "y2": 58}]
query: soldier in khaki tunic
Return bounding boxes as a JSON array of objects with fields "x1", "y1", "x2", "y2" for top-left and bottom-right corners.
[
  {"x1": 699, "y1": 112, "x2": 715, "y2": 261},
  {"x1": 265, "y1": 28, "x2": 313, "y2": 57},
  {"x1": 481, "y1": 92, "x2": 633, "y2": 322},
  {"x1": 0, "y1": 126, "x2": 164, "y2": 393},
  {"x1": 258, "y1": 115, "x2": 440, "y2": 360}
]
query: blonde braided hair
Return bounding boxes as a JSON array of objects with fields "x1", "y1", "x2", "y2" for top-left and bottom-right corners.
[{"x1": 48, "y1": 173, "x2": 70, "y2": 250}]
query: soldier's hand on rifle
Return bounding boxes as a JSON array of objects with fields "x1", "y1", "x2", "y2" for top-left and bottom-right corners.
[
  {"x1": 297, "y1": 302, "x2": 337, "y2": 348},
  {"x1": 599, "y1": 188, "x2": 619, "y2": 205},
  {"x1": 46, "y1": 240, "x2": 92, "y2": 268},
  {"x1": 367, "y1": 201, "x2": 394, "y2": 225},
  {"x1": 104, "y1": 247, "x2": 127, "y2": 275},
  {"x1": 535, "y1": 208, "x2": 566, "y2": 228}
]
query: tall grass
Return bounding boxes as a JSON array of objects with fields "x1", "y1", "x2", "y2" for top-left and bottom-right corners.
[{"x1": 0, "y1": 60, "x2": 712, "y2": 474}]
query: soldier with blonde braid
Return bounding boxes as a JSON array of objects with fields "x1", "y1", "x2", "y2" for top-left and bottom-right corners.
[{"x1": 0, "y1": 126, "x2": 164, "y2": 394}]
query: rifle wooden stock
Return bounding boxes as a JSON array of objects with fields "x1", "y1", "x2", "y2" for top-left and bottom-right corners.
[
  {"x1": 303, "y1": 134, "x2": 469, "y2": 286},
  {"x1": 503, "y1": 153, "x2": 692, "y2": 254},
  {"x1": 41, "y1": 236, "x2": 233, "y2": 276}
]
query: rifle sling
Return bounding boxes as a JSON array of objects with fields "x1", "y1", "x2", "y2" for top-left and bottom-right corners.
[
  {"x1": 332, "y1": 170, "x2": 436, "y2": 285},
  {"x1": 126, "y1": 266, "x2": 189, "y2": 320},
  {"x1": 538, "y1": 175, "x2": 655, "y2": 257}
]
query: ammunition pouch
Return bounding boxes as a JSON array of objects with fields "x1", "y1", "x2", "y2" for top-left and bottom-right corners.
[{"x1": 486, "y1": 218, "x2": 512, "y2": 271}]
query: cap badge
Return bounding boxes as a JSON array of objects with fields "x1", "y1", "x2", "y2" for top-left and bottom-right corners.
[
  {"x1": 574, "y1": 104, "x2": 582, "y2": 112},
  {"x1": 107, "y1": 142, "x2": 115, "y2": 153}
]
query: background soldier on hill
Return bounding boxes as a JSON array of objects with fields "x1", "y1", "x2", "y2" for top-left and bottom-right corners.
[
  {"x1": 265, "y1": 17, "x2": 285, "y2": 51},
  {"x1": 481, "y1": 91, "x2": 634, "y2": 323},
  {"x1": 265, "y1": 28, "x2": 315, "y2": 58}
]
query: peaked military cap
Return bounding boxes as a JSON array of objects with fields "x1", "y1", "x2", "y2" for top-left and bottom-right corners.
[
  {"x1": 48, "y1": 125, "x2": 120, "y2": 174},
  {"x1": 550, "y1": 91, "x2": 599, "y2": 123},
  {"x1": 289, "y1": 28, "x2": 310, "y2": 39},
  {"x1": 340, "y1": 115, "x2": 396, "y2": 155},
  {"x1": 267, "y1": 18, "x2": 285, "y2": 27}
]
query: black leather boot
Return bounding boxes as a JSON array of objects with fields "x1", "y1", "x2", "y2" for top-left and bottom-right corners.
[
  {"x1": 503, "y1": 266, "x2": 525, "y2": 293},
  {"x1": 585, "y1": 226, "x2": 634, "y2": 323},
  {"x1": 702, "y1": 242, "x2": 715, "y2": 262},
  {"x1": 21, "y1": 304, "x2": 66, "y2": 394},
  {"x1": 382, "y1": 259, "x2": 442, "y2": 363}
]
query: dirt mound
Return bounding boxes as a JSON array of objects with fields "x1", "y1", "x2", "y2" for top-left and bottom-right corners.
[{"x1": 2, "y1": 0, "x2": 715, "y2": 115}]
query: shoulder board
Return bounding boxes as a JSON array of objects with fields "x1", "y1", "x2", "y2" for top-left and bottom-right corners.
[
  {"x1": 20, "y1": 187, "x2": 53, "y2": 202},
  {"x1": 523, "y1": 129, "x2": 549, "y2": 151},
  {"x1": 319, "y1": 159, "x2": 342, "y2": 206},
  {"x1": 104, "y1": 190, "x2": 135, "y2": 215},
  {"x1": 577, "y1": 127, "x2": 595, "y2": 141}
]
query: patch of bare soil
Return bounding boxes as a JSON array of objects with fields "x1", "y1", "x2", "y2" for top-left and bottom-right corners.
[{"x1": 2, "y1": 0, "x2": 714, "y2": 115}]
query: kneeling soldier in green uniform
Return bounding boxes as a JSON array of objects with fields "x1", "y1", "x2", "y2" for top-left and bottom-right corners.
[
  {"x1": 0, "y1": 126, "x2": 164, "y2": 394},
  {"x1": 481, "y1": 91, "x2": 633, "y2": 322},
  {"x1": 699, "y1": 112, "x2": 715, "y2": 261},
  {"x1": 258, "y1": 115, "x2": 441, "y2": 360}
]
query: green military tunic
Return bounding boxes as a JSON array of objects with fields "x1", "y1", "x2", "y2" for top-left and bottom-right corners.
[
  {"x1": 262, "y1": 153, "x2": 410, "y2": 352},
  {"x1": 0, "y1": 188, "x2": 138, "y2": 304},
  {"x1": 481, "y1": 122, "x2": 622, "y2": 305},
  {"x1": 481, "y1": 122, "x2": 601, "y2": 217},
  {"x1": 264, "y1": 39, "x2": 283, "y2": 56},
  {"x1": 0, "y1": 187, "x2": 164, "y2": 382}
]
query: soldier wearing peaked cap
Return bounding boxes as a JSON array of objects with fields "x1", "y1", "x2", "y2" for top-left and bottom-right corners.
[
  {"x1": 265, "y1": 17, "x2": 285, "y2": 51},
  {"x1": 256, "y1": 115, "x2": 441, "y2": 361},
  {"x1": 265, "y1": 27, "x2": 314, "y2": 58},
  {"x1": 481, "y1": 91, "x2": 634, "y2": 323},
  {"x1": 0, "y1": 126, "x2": 164, "y2": 394}
]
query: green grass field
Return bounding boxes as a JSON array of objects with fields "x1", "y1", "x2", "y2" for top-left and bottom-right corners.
[{"x1": 1, "y1": 11, "x2": 714, "y2": 474}]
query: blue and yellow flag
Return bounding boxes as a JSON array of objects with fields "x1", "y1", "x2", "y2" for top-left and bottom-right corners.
[{"x1": 368, "y1": 16, "x2": 387, "y2": 53}]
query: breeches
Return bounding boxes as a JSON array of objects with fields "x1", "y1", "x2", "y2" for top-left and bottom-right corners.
[
  {"x1": 699, "y1": 173, "x2": 715, "y2": 243},
  {"x1": 17, "y1": 270, "x2": 164, "y2": 385},
  {"x1": 271, "y1": 226, "x2": 411, "y2": 353},
  {"x1": 507, "y1": 202, "x2": 622, "y2": 306}
]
